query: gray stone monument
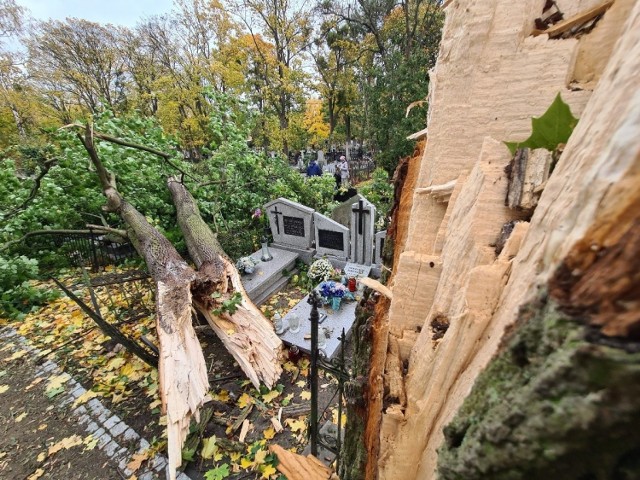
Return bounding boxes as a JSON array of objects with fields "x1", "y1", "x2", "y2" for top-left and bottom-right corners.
[
  {"x1": 264, "y1": 198, "x2": 316, "y2": 263},
  {"x1": 374, "y1": 230, "x2": 387, "y2": 266},
  {"x1": 331, "y1": 193, "x2": 366, "y2": 230},
  {"x1": 313, "y1": 212, "x2": 350, "y2": 260},
  {"x1": 349, "y1": 197, "x2": 376, "y2": 265}
]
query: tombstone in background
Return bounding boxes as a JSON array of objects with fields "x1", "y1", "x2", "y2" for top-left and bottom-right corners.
[
  {"x1": 317, "y1": 149, "x2": 325, "y2": 167},
  {"x1": 374, "y1": 230, "x2": 387, "y2": 266},
  {"x1": 350, "y1": 198, "x2": 376, "y2": 265},
  {"x1": 331, "y1": 193, "x2": 366, "y2": 230},
  {"x1": 313, "y1": 212, "x2": 350, "y2": 261},
  {"x1": 264, "y1": 198, "x2": 316, "y2": 263}
]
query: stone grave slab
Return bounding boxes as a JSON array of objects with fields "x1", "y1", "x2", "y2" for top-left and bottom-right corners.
[
  {"x1": 264, "y1": 198, "x2": 315, "y2": 249},
  {"x1": 313, "y1": 212, "x2": 350, "y2": 260},
  {"x1": 278, "y1": 294, "x2": 357, "y2": 360},
  {"x1": 349, "y1": 198, "x2": 376, "y2": 265},
  {"x1": 241, "y1": 247, "x2": 298, "y2": 305},
  {"x1": 374, "y1": 230, "x2": 387, "y2": 265}
]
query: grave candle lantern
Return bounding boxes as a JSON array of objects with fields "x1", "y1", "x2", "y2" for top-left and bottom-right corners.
[{"x1": 260, "y1": 236, "x2": 273, "y2": 262}]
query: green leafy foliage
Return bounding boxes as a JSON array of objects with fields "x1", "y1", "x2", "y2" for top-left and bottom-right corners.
[
  {"x1": 212, "y1": 292, "x2": 243, "y2": 316},
  {"x1": 0, "y1": 255, "x2": 58, "y2": 319},
  {"x1": 204, "y1": 464, "x2": 230, "y2": 480},
  {"x1": 358, "y1": 168, "x2": 393, "y2": 228},
  {"x1": 505, "y1": 93, "x2": 579, "y2": 155}
]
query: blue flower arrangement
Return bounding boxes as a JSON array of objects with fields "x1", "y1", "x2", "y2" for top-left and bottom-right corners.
[{"x1": 318, "y1": 280, "x2": 348, "y2": 299}]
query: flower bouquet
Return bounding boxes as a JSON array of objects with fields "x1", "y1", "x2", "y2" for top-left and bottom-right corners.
[
  {"x1": 236, "y1": 256, "x2": 258, "y2": 274},
  {"x1": 308, "y1": 258, "x2": 335, "y2": 284},
  {"x1": 318, "y1": 280, "x2": 348, "y2": 310}
]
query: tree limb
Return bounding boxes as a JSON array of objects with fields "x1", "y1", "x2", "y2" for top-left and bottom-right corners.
[{"x1": 0, "y1": 158, "x2": 56, "y2": 221}]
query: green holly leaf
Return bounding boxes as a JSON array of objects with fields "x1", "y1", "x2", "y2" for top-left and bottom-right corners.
[
  {"x1": 505, "y1": 93, "x2": 579, "y2": 155},
  {"x1": 204, "y1": 464, "x2": 230, "y2": 480}
]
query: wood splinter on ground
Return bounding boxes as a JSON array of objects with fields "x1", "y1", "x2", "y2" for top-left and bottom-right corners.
[{"x1": 269, "y1": 444, "x2": 335, "y2": 480}]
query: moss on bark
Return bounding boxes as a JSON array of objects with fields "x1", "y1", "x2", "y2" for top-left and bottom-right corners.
[{"x1": 437, "y1": 294, "x2": 640, "y2": 480}]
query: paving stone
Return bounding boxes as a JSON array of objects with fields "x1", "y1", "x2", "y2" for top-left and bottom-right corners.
[
  {"x1": 97, "y1": 410, "x2": 111, "y2": 424},
  {"x1": 109, "y1": 421, "x2": 127, "y2": 437},
  {"x1": 138, "y1": 472, "x2": 155, "y2": 480},
  {"x1": 86, "y1": 421, "x2": 100, "y2": 433},
  {"x1": 93, "y1": 427, "x2": 105, "y2": 439},
  {"x1": 104, "y1": 415, "x2": 121, "y2": 430},
  {"x1": 97, "y1": 432, "x2": 112, "y2": 448},
  {"x1": 77, "y1": 414, "x2": 91, "y2": 426},
  {"x1": 139, "y1": 438, "x2": 150, "y2": 450},
  {"x1": 70, "y1": 384, "x2": 86, "y2": 398},
  {"x1": 150, "y1": 456, "x2": 167, "y2": 470},
  {"x1": 122, "y1": 428, "x2": 140, "y2": 442},
  {"x1": 87, "y1": 398, "x2": 103, "y2": 415},
  {"x1": 73, "y1": 405, "x2": 88, "y2": 416},
  {"x1": 104, "y1": 439, "x2": 120, "y2": 457}
]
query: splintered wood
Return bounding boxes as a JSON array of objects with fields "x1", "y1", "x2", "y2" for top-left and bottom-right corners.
[
  {"x1": 269, "y1": 444, "x2": 333, "y2": 480},
  {"x1": 505, "y1": 148, "x2": 552, "y2": 211},
  {"x1": 157, "y1": 282, "x2": 210, "y2": 479},
  {"x1": 168, "y1": 178, "x2": 283, "y2": 389}
]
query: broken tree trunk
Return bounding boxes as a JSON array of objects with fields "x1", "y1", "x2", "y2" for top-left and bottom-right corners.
[
  {"x1": 77, "y1": 127, "x2": 208, "y2": 480},
  {"x1": 167, "y1": 177, "x2": 283, "y2": 388}
]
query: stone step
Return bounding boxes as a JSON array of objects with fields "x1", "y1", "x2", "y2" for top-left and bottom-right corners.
[
  {"x1": 241, "y1": 247, "x2": 299, "y2": 304},
  {"x1": 250, "y1": 270, "x2": 298, "y2": 306},
  {"x1": 246, "y1": 257, "x2": 297, "y2": 302}
]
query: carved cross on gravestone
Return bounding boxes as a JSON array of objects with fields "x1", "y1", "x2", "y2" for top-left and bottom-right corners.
[
  {"x1": 352, "y1": 199, "x2": 370, "y2": 261},
  {"x1": 271, "y1": 206, "x2": 283, "y2": 235},
  {"x1": 352, "y1": 200, "x2": 370, "y2": 236}
]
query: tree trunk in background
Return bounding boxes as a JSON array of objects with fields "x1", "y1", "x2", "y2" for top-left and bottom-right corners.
[{"x1": 341, "y1": 1, "x2": 640, "y2": 479}]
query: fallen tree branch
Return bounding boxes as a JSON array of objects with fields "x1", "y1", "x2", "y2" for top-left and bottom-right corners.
[
  {"x1": 63, "y1": 122, "x2": 197, "y2": 182},
  {"x1": 77, "y1": 124, "x2": 209, "y2": 480},
  {"x1": 167, "y1": 177, "x2": 283, "y2": 389},
  {"x1": 0, "y1": 158, "x2": 56, "y2": 221}
]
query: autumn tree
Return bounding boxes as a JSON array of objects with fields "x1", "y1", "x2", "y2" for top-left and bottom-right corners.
[
  {"x1": 26, "y1": 18, "x2": 128, "y2": 121},
  {"x1": 232, "y1": 0, "x2": 313, "y2": 156},
  {"x1": 320, "y1": 0, "x2": 443, "y2": 171}
]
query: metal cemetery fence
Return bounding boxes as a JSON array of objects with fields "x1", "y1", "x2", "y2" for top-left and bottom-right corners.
[
  {"x1": 24, "y1": 229, "x2": 137, "y2": 271},
  {"x1": 52, "y1": 269, "x2": 158, "y2": 367},
  {"x1": 307, "y1": 291, "x2": 351, "y2": 472}
]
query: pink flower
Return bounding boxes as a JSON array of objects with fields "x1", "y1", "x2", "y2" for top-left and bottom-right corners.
[{"x1": 252, "y1": 208, "x2": 263, "y2": 219}]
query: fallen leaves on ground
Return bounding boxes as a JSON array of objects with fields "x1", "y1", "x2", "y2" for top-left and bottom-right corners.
[
  {"x1": 127, "y1": 450, "x2": 152, "y2": 473},
  {"x1": 48, "y1": 434, "x2": 83, "y2": 455}
]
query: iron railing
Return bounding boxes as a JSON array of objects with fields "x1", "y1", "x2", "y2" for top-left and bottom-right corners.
[
  {"x1": 307, "y1": 291, "x2": 351, "y2": 472},
  {"x1": 24, "y1": 229, "x2": 137, "y2": 271}
]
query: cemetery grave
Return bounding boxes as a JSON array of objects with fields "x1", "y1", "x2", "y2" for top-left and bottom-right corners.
[{"x1": 0, "y1": 193, "x2": 385, "y2": 479}]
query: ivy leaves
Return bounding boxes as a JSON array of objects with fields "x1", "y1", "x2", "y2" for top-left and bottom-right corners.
[{"x1": 505, "y1": 93, "x2": 579, "y2": 155}]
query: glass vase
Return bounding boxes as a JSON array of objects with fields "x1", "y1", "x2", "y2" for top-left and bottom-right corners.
[{"x1": 330, "y1": 296, "x2": 341, "y2": 311}]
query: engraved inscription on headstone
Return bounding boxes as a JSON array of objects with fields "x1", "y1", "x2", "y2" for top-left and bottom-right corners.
[
  {"x1": 318, "y1": 229, "x2": 344, "y2": 251},
  {"x1": 283, "y1": 216, "x2": 305, "y2": 237},
  {"x1": 344, "y1": 262, "x2": 371, "y2": 278},
  {"x1": 313, "y1": 211, "x2": 350, "y2": 259}
]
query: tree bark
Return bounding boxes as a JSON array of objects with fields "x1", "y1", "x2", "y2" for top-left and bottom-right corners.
[{"x1": 167, "y1": 177, "x2": 283, "y2": 389}]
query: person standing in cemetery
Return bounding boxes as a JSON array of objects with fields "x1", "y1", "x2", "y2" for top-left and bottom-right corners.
[
  {"x1": 338, "y1": 155, "x2": 349, "y2": 187},
  {"x1": 306, "y1": 158, "x2": 322, "y2": 177}
]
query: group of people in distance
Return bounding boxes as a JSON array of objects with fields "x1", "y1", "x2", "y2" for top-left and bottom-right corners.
[{"x1": 306, "y1": 155, "x2": 349, "y2": 188}]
